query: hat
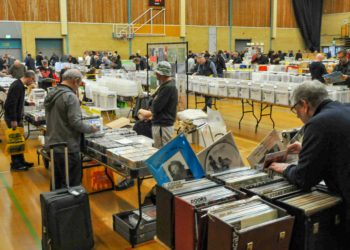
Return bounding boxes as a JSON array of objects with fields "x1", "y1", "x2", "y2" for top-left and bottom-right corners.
[{"x1": 155, "y1": 61, "x2": 172, "y2": 76}]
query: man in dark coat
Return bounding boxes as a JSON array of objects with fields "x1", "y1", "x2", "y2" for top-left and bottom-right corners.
[
  {"x1": 333, "y1": 50, "x2": 350, "y2": 87},
  {"x1": 4, "y1": 70, "x2": 36, "y2": 171},
  {"x1": 25, "y1": 54, "x2": 36, "y2": 71},
  {"x1": 309, "y1": 53, "x2": 327, "y2": 83},
  {"x1": 270, "y1": 81, "x2": 350, "y2": 249},
  {"x1": 36, "y1": 52, "x2": 44, "y2": 67}
]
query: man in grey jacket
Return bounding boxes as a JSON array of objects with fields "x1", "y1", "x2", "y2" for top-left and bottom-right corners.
[{"x1": 44, "y1": 69, "x2": 98, "y2": 189}]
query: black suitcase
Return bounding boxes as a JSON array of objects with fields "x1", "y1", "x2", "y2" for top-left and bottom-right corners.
[{"x1": 40, "y1": 143, "x2": 94, "y2": 250}]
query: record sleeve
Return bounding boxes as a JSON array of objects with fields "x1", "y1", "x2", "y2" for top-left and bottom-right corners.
[
  {"x1": 145, "y1": 134, "x2": 205, "y2": 185},
  {"x1": 197, "y1": 131, "x2": 244, "y2": 174},
  {"x1": 247, "y1": 130, "x2": 285, "y2": 168}
]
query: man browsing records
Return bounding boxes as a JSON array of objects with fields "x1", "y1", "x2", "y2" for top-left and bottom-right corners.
[
  {"x1": 4, "y1": 71, "x2": 36, "y2": 171},
  {"x1": 44, "y1": 69, "x2": 99, "y2": 189},
  {"x1": 138, "y1": 61, "x2": 178, "y2": 149},
  {"x1": 269, "y1": 81, "x2": 350, "y2": 248}
]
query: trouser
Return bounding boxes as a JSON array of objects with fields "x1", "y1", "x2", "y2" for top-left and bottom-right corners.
[
  {"x1": 151, "y1": 125, "x2": 173, "y2": 149},
  {"x1": 51, "y1": 151, "x2": 82, "y2": 190},
  {"x1": 5, "y1": 117, "x2": 26, "y2": 167},
  {"x1": 204, "y1": 96, "x2": 212, "y2": 110}
]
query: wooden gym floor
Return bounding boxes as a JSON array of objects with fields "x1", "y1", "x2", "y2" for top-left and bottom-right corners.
[{"x1": 0, "y1": 96, "x2": 302, "y2": 250}]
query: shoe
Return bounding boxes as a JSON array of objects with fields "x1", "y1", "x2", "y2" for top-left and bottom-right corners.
[
  {"x1": 115, "y1": 179, "x2": 134, "y2": 191},
  {"x1": 22, "y1": 161, "x2": 34, "y2": 168},
  {"x1": 10, "y1": 165, "x2": 28, "y2": 171}
]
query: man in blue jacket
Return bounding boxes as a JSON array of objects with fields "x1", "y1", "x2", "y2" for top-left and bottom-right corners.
[{"x1": 270, "y1": 81, "x2": 350, "y2": 248}]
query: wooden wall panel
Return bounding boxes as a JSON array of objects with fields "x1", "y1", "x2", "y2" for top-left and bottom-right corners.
[
  {"x1": 277, "y1": 0, "x2": 297, "y2": 28},
  {"x1": 233, "y1": 0, "x2": 271, "y2": 27},
  {"x1": 67, "y1": 0, "x2": 127, "y2": 23},
  {"x1": 185, "y1": 0, "x2": 228, "y2": 26},
  {"x1": 0, "y1": 0, "x2": 60, "y2": 21},
  {"x1": 324, "y1": 0, "x2": 350, "y2": 14},
  {"x1": 130, "y1": 0, "x2": 179, "y2": 25}
]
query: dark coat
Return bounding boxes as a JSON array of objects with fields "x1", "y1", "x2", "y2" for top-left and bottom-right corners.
[
  {"x1": 4, "y1": 79, "x2": 25, "y2": 122},
  {"x1": 334, "y1": 61, "x2": 350, "y2": 87},
  {"x1": 151, "y1": 79, "x2": 178, "y2": 126},
  {"x1": 25, "y1": 57, "x2": 36, "y2": 71},
  {"x1": 309, "y1": 61, "x2": 327, "y2": 83},
  {"x1": 283, "y1": 100, "x2": 350, "y2": 220}
]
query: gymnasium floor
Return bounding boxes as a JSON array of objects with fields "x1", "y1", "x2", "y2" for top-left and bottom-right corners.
[{"x1": 0, "y1": 96, "x2": 302, "y2": 250}]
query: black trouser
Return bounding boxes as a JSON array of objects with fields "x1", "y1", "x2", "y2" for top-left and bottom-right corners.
[
  {"x1": 5, "y1": 118, "x2": 25, "y2": 167},
  {"x1": 52, "y1": 152, "x2": 82, "y2": 190},
  {"x1": 204, "y1": 96, "x2": 212, "y2": 110}
]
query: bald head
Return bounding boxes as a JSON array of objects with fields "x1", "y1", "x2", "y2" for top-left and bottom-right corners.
[
  {"x1": 315, "y1": 53, "x2": 324, "y2": 62},
  {"x1": 14, "y1": 60, "x2": 21, "y2": 67}
]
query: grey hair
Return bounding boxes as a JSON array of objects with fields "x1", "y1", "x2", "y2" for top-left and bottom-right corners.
[
  {"x1": 62, "y1": 69, "x2": 83, "y2": 82},
  {"x1": 291, "y1": 80, "x2": 328, "y2": 109},
  {"x1": 24, "y1": 70, "x2": 36, "y2": 78},
  {"x1": 42, "y1": 59, "x2": 48, "y2": 65}
]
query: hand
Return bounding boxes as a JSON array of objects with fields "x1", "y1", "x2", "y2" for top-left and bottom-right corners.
[
  {"x1": 341, "y1": 74, "x2": 349, "y2": 80},
  {"x1": 91, "y1": 125, "x2": 100, "y2": 133},
  {"x1": 11, "y1": 121, "x2": 18, "y2": 130},
  {"x1": 287, "y1": 142, "x2": 302, "y2": 154},
  {"x1": 269, "y1": 162, "x2": 289, "y2": 174}
]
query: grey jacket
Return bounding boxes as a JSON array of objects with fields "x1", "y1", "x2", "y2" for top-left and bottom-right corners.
[{"x1": 44, "y1": 85, "x2": 93, "y2": 153}]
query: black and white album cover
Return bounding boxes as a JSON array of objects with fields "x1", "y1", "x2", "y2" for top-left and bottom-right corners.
[
  {"x1": 197, "y1": 132, "x2": 244, "y2": 174},
  {"x1": 163, "y1": 151, "x2": 193, "y2": 181}
]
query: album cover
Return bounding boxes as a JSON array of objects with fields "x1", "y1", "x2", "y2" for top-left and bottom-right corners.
[
  {"x1": 247, "y1": 130, "x2": 285, "y2": 168},
  {"x1": 162, "y1": 151, "x2": 194, "y2": 182},
  {"x1": 263, "y1": 150, "x2": 288, "y2": 168},
  {"x1": 145, "y1": 134, "x2": 205, "y2": 185},
  {"x1": 197, "y1": 132, "x2": 244, "y2": 174}
]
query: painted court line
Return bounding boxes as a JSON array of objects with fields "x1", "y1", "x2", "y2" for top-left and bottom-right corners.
[{"x1": 0, "y1": 173, "x2": 41, "y2": 246}]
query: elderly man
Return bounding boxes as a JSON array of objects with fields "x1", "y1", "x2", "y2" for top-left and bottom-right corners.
[
  {"x1": 193, "y1": 54, "x2": 217, "y2": 111},
  {"x1": 252, "y1": 52, "x2": 269, "y2": 65},
  {"x1": 333, "y1": 50, "x2": 350, "y2": 87},
  {"x1": 38, "y1": 59, "x2": 55, "y2": 90},
  {"x1": 4, "y1": 70, "x2": 36, "y2": 171},
  {"x1": 138, "y1": 61, "x2": 178, "y2": 148},
  {"x1": 309, "y1": 53, "x2": 327, "y2": 83},
  {"x1": 8, "y1": 60, "x2": 26, "y2": 79},
  {"x1": 44, "y1": 69, "x2": 98, "y2": 189},
  {"x1": 269, "y1": 81, "x2": 350, "y2": 248}
]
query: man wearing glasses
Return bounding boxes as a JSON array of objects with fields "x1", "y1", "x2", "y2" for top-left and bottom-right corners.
[
  {"x1": 4, "y1": 70, "x2": 36, "y2": 171},
  {"x1": 270, "y1": 81, "x2": 350, "y2": 248},
  {"x1": 333, "y1": 50, "x2": 350, "y2": 87}
]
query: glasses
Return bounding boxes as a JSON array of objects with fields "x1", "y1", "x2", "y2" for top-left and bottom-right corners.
[{"x1": 290, "y1": 101, "x2": 301, "y2": 114}]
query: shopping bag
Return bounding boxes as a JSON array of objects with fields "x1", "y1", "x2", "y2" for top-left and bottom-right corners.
[{"x1": 5, "y1": 128, "x2": 26, "y2": 155}]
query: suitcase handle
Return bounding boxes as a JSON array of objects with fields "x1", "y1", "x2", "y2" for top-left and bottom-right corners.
[
  {"x1": 49, "y1": 142, "x2": 70, "y2": 191},
  {"x1": 49, "y1": 142, "x2": 68, "y2": 149}
]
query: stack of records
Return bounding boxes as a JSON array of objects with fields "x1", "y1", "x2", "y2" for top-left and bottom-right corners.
[
  {"x1": 174, "y1": 186, "x2": 242, "y2": 250},
  {"x1": 113, "y1": 205, "x2": 157, "y2": 245},
  {"x1": 280, "y1": 190, "x2": 342, "y2": 216},
  {"x1": 207, "y1": 196, "x2": 294, "y2": 250},
  {"x1": 210, "y1": 167, "x2": 273, "y2": 189},
  {"x1": 157, "y1": 178, "x2": 219, "y2": 248},
  {"x1": 24, "y1": 110, "x2": 46, "y2": 124},
  {"x1": 276, "y1": 190, "x2": 343, "y2": 250},
  {"x1": 244, "y1": 179, "x2": 301, "y2": 200}
]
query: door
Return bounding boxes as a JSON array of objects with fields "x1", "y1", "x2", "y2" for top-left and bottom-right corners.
[
  {"x1": 35, "y1": 39, "x2": 63, "y2": 60},
  {"x1": 0, "y1": 39, "x2": 22, "y2": 61},
  {"x1": 235, "y1": 39, "x2": 251, "y2": 53}
]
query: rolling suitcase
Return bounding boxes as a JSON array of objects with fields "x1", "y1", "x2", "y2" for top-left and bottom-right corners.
[{"x1": 40, "y1": 142, "x2": 94, "y2": 250}]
